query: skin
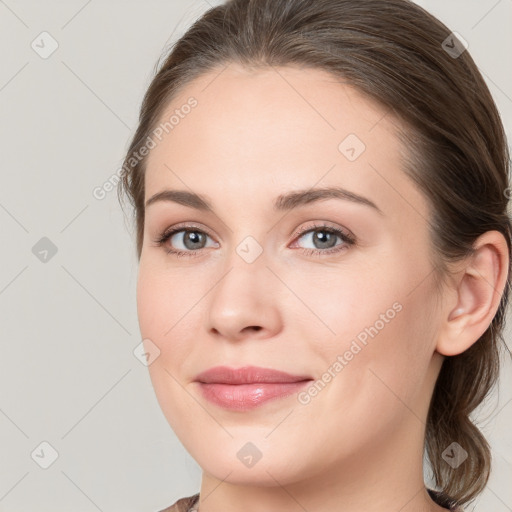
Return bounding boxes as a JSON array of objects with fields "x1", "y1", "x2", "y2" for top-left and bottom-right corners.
[{"x1": 136, "y1": 63, "x2": 509, "y2": 512}]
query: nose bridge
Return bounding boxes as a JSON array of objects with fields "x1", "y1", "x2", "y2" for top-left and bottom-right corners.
[
  {"x1": 219, "y1": 209, "x2": 271, "y2": 271},
  {"x1": 214, "y1": 231, "x2": 269, "y2": 302}
]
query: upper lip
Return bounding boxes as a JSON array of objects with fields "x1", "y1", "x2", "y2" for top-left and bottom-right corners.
[{"x1": 194, "y1": 365, "x2": 313, "y2": 384}]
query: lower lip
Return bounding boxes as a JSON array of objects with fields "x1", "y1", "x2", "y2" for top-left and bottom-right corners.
[{"x1": 197, "y1": 381, "x2": 311, "y2": 411}]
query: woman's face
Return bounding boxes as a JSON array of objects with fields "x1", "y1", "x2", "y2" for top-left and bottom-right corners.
[{"x1": 137, "y1": 63, "x2": 445, "y2": 486}]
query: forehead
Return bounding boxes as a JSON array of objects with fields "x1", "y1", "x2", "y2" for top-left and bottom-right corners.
[{"x1": 143, "y1": 63, "x2": 428, "y2": 221}]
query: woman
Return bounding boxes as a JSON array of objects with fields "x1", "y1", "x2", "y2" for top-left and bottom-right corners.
[{"x1": 117, "y1": 0, "x2": 511, "y2": 511}]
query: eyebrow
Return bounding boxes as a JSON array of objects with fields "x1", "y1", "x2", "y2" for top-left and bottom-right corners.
[{"x1": 144, "y1": 186, "x2": 384, "y2": 215}]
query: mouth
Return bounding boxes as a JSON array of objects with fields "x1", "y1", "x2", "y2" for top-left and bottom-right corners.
[{"x1": 194, "y1": 365, "x2": 313, "y2": 411}]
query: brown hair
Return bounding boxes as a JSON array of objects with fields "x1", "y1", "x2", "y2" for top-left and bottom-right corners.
[{"x1": 117, "y1": 0, "x2": 512, "y2": 507}]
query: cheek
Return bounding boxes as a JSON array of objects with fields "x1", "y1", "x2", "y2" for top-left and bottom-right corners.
[
  {"x1": 136, "y1": 260, "x2": 201, "y2": 349},
  {"x1": 136, "y1": 258, "x2": 213, "y2": 415},
  {"x1": 136, "y1": 264, "x2": 200, "y2": 428},
  {"x1": 292, "y1": 257, "x2": 438, "y2": 405},
  {"x1": 281, "y1": 260, "x2": 401, "y2": 353}
]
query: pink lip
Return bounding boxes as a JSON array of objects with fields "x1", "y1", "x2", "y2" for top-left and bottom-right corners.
[{"x1": 194, "y1": 366, "x2": 313, "y2": 411}]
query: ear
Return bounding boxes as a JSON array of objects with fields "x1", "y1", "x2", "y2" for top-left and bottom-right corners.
[{"x1": 436, "y1": 230, "x2": 510, "y2": 356}]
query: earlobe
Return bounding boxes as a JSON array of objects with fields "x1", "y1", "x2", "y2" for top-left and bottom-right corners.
[{"x1": 436, "y1": 231, "x2": 509, "y2": 357}]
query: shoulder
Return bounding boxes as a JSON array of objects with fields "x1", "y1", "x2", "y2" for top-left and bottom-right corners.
[{"x1": 157, "y1": 493, "x2": 200, "y2": 512}]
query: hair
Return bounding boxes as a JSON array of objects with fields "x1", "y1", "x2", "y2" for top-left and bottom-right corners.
[{"x1": 117, "y1": 0, "x2": 512, "y2": 507}]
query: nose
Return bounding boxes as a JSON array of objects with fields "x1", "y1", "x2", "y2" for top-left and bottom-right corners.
[{"x1": 205, "y1": 255, "x2": 282, "y2": 343}]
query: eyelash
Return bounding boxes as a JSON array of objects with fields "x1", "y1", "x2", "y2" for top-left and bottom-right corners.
[{"x1": 153, "y1": 222, "x2": 356, "y2": 259}]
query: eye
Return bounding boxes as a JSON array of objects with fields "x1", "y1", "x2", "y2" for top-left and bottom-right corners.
[
  {"x1": 291, "y1": 222, "x2": 355, "y2": 257},
  {"x1": 154, "y1": 224, "x2": 218, "y2": 258},
  {"x1": 153, "y1": 221, "x2": 356, "y2": 258}
]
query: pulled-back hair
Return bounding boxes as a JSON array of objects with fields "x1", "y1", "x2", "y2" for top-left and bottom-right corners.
[{"x1": 117, "y1": 0, "x2": 512, "y2": 507}]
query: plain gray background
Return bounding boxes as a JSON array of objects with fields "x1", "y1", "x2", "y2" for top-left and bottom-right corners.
[{"x1": 0, "y1": 0, "x2": 511, "y2": 511}]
